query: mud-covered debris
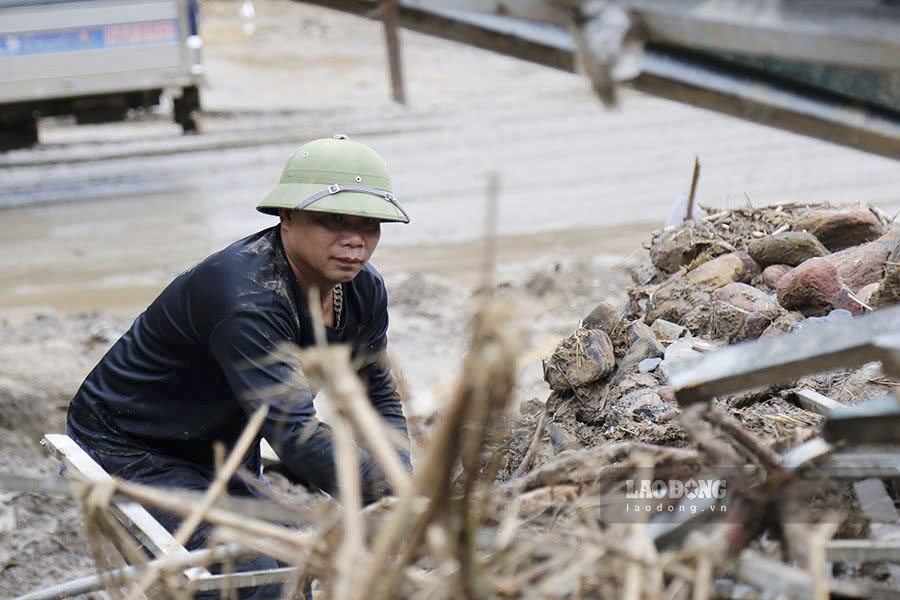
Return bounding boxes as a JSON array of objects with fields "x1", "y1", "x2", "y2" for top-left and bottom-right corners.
[
  {"x1": 761, "y1": 310, "x2": 805, "y2": 338},
  {"x1": 794, "y1": 208, "x2": 885, "y2": 251},
  {"x1": 582, "y1": 301, "x2": 620, "y2": 334},
  {"x1": 543, "y1": 328, "x2": 615, "y2": 391},
  {"x1": 710, "y1": 299, "x2": 773, "y2": 342},
  {"x1": 823, "y1": 241, "x2": 889, "y2": 293},
  {"x1": 747, "y1": 231, "x2": 829, "y2": 267},
  {"x1": 650, "y1": 220, "x2": 734, "y2": 273},
  {"x1": 776, "y1": 257, "x2": 844, "y2": 316},
  {"x1": 871, "y1": 262, "x2": 900, "y2": 308},
  {"x1": 646, "y1": 277, "x2": 713, "y2": 325}
]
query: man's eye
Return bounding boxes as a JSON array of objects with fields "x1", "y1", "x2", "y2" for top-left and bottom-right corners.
[{"x1": 324, "y1": 214, "x2": 342, "y2": 224}]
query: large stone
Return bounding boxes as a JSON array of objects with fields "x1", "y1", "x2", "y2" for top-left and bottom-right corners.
[
  {"x1": 747, "y1": 231, "x2": 829, "y2": 267},
  {"x1": 582, "y1": 301, "x2": 620, "y2": 334},
  {"x1": 650, "y1": 220, "x2": 733, "y2": 273},
  {"x1": 794, "y1": 208, "x2": 885, "y2": 251},
  {"x1": 713, "y1": 282, "x2": 781, "y2": 318},
  {"x1": 762, "y1": 264, "x2": 791, "y2": 288},
  {"x1": 685, "y1": 251, "x2": 760, "y2": 289},
  {"x1": 822, "y1": 241, "x2": 889, "y2": 293},
  {"x1": 543, "y1": 329, "x2": 615, "y2": 391},
  {"x1": 775, "y1": 257, "x2": 843, "y2": 317}
]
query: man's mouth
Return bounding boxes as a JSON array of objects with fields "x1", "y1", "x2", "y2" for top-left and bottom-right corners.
[{"x1": 334, "y1": 257, "x2": 363, "y2": 266}]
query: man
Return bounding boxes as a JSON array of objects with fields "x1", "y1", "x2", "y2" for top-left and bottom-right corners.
[{"x1": 66, "y1": 135, "x2": 411, "y2": 598}]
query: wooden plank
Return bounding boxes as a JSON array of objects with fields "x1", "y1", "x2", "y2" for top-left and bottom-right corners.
[
  {"x1": 41, "y1": 434, "x2": 211, "y2": 580},
  {"x1": 854, "y1": 479, "x2": 899, "y2": 523},
  {"x1": 794, "y1": 388, "x2": 843, "y2": 417},
  {"x1": 781, "y1": 437, "x2": 832, "y2": 470},
  {"x1": 193, "y1": 567, "x2": 297, "y2": 592},
  {"x1": 823, "y1": 398, "x2": 900, "y2": 445},
  {"x1": 828, "y1": 540, "x2": 900, "y2": 564},
  {"x1": 666, "y1": 304, "x2": 900, "y2": 404},
  {"x1": 735, "y1": 549, "x2": 889, "y2": 599},
  {"x1": 814, "y1": 451, "x2": 900, "y2": 479}
]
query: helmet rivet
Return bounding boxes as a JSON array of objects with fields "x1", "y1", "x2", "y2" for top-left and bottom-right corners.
[{"x1": 355, "y1": 176, "x2": 362, "y2": 182}]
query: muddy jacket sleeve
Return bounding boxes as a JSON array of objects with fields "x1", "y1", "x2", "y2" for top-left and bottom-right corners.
[{"x1": 208, "y1": 309, "x2": 388, "y2": 501}]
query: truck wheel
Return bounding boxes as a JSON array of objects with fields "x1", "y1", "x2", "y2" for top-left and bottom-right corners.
[
  {"x1": 0, "y1": 117, "x2": 38, "y2": 152},
  {"x1": 174, "y1": 86, "x2": 200, "y2": 134}
]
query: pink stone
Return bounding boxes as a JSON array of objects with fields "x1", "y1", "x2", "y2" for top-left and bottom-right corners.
[
  {"x1": 762, "y1": 264, "x2": 791, "y2": 288},
  {"x1": 822, "y1": 242, "x2": 889, "y2": 293},
  {"x1": 776, "y1": 257, "x2": 843, "y2": 317}
]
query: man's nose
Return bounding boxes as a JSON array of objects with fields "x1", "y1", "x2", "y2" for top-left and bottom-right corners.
[{"x1": 340, "y1": 229, "x2": 365, "y2": 247}]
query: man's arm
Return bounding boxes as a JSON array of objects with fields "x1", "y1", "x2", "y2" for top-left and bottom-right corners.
[{"x1": 208, "y1": 309, "x2": 387, "y2": 500}]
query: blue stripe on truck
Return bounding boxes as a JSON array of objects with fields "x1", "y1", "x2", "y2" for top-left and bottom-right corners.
[{"x1": 0, "y1": 20, "x2": 180, "y2": 56}]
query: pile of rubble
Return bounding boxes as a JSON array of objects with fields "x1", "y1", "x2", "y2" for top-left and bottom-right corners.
[{"x1": 526, "y1": 203, "x2": 900, "y2": 464}]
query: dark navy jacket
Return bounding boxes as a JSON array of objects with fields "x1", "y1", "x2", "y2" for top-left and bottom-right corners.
[{"x1": 67, "y1": 226, "x2": 408, "y2": 498}]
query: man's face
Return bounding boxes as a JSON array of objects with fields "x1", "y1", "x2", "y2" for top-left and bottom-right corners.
[{"x1": 279, "y1": 209, "x2": 381, "y2": 287}]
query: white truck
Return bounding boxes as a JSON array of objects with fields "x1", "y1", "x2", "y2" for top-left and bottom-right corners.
[{"x1": 0, "y1": 0, "x2": 204, "y2": 150}]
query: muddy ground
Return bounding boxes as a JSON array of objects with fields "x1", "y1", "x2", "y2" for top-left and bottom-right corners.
[{"x1": 3, "y1": 0, "x2": 900, "y2": 597}]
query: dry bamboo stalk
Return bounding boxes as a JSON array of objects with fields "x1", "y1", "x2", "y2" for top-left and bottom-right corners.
[
  {"x1": 123, "y1": 404, "x2": 269, "y2": 600},
  {"x1": 332, "y1": 415, "x2": 366, "y2": 600},
  {"x1": 692, "y1": 551, "x2": 712, "y2": 600},
  {"x1": 810, "y1": 521, "x2": 840, "y2": 600}
]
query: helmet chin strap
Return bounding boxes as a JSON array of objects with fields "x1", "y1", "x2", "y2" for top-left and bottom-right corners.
[{"x1": 293, "y1": 183, "x2": 410, "y2": 222}]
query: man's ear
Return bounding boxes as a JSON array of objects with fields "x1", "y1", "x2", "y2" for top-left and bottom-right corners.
[{"x1": 278, "y1": 209, "x2": 292, "y2": 230}]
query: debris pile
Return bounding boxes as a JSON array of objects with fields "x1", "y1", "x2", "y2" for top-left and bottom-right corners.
[{"x1": 532, "y1": 203, "x2": 900, "y2": 460}]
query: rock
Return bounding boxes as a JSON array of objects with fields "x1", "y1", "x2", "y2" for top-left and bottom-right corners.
[
  {"x1": 582, "y1": 301, "x2": 620, "y2": 334},
  {"x1": 871, "y1": 263, "x2": 900, "y2": 308},
  {"x1": 645, "y1": 276, "x2": 713, "y2": 325},
  {"x1": 626, "y1": 320, "x2": 658, "y2": 346},
  {"x1": 622, "y1": 337, "x2": 665, "y2": 369},
  {"x1": 760, "y1": 311, "x2": 805, "y2": 338},
  {"x1": 650, "y1": 221, "x2": 733, "y2": 273},
  {"x1": 710, "y1": 300, "x2": 773, "y2": 342},
  {"x1": 657, "y1": 386, "x2": 676, "y2": 403},
  {"x1": 713, "y1": 282, "x2": 781, "y2": 318},
  {"x1": 649, "y1": 318, "x2": 686, "y2": 343},
  {"x1": 794, "y1": 208, "x2": 885, "y2": 251},
  {"x1": 822, "y1": 241, "x2": 889, "y2": 293},
  {"x1": 638, "y1": 357, "x2": 662, "y2": 373},
  {"x1": 545, "y1": 422, "x2": 583, "y2": 454},
  {"x1": 762, "y1": 264, "x2": 792, "y2": 288},
  {"x1": 856, "y1": 282, "x2": 880, "y2": 306},
  {"x1": 621, "y1": 321, "x2": 665, "y2": 370},
  {"x1": 681, "y1": 303, "x2": 714, "y2": 337},
  {"x1": 659, "y1": 339, "x2": 702, "y2": 380},
  {"x1": 543, "y1": 328, "x2": 615, "y2": 391},
  {"x1": 775, "y1": 257, "x2": 843, "y2": 317},
  {"x1": 747, "y1": 231, "x2": 829, "y2": 267},
  {"x1": 685, "y1": 251, "x2": 759, "y2": 289}
]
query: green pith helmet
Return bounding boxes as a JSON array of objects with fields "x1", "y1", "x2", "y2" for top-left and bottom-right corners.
[{"x1": 257, "y1": 134, "x2": 409, "y2": 223}]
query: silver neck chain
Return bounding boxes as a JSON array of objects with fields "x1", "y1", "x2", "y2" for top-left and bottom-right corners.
[{"x1": 332, "y1": 283, "x2": 344, "y2": 328}]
